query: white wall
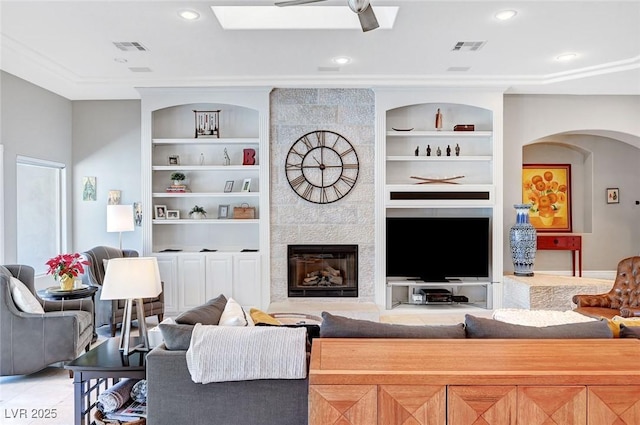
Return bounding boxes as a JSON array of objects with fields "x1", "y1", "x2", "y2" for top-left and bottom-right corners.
[
  {"x1": 0, "y1": 71, "x2": 73, "y2": 265},
  {"x1": 504, "y1": 95, "x2": 640, "y2": 274},
  {"x1": 72, "y1": 100, "x2": 142, "y2": 253}
]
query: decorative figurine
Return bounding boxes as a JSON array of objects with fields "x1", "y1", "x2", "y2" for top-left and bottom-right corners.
[
  {"x1": 415, "y1": 146, "x2": 419, "y2": 156},
  {"x1": 455, "y1": 143, "x2": 460, "y2": 156},
  {"x1": 446, "y1": 145, "x2": 451, "y2": 156},
  {"x1": 426, "y1": 145, "x2": 431, "y2": 156},
  {"x1": 436, "y1": 146, "x2": 442, "y2": 156},
  {"x1": 199, "y1": 153, "x2": 205, "y2": 165},
  {"x1": 435, "y1": 108, "x2": 443, "y2": 131},
  {"x1": 223, "y1": 148, "x2": 230, "y2": 166}
]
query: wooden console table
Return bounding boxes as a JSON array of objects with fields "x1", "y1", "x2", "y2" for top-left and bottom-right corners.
[
  {"x1": 537, "y1": 234, "x2": 582, "y2": 276},
  {"x1": 309, "y1": 338, "x2": 640, "y2": 425}
]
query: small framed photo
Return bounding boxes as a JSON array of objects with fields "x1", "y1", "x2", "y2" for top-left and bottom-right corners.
[
  {"x1": 224, "y1": 180, "x2": 234, "y2": 193},
  {"x1": 166, "y1": 209, "x2": 180, "y2": 219},
  {"x1": 154, "y1": 205, "x2": 167, "y2": 219},
  {"x1": 108, "y1": 190, "x2": 121, "y2": 205},
  {"x1": 606, "y1": 188, "x2": 619, "y2": 204},
  {"x1": 168, "y1": 155, "x2": 180, "y2": 165},
  {"x1": 218, "y1": 204, "x2": 230, "y2": 219},
  {"x1": 241, "y1": 178, "x2": 252, "y2": 192}
]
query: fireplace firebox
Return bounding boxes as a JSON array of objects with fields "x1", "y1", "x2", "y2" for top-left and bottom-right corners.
[{"x1": 288, "y1": 245, "x2": 358, "y2": 297}]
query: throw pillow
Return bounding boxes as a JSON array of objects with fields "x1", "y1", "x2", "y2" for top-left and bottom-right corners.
[
  {"x1": 465, "y1": 314, "x2": 613, "y2": 339},
  {"x1": 218, "y1": 297, "x2": 253, "y2": 326},
  {"x1": 159, "y1": 323, "x2": 195, "y2": 350},
  {"x1": 320, "y1": 311, "x2": 466, "y2": 339},
  {"x1": 175, "y1": 294, "x2": 227, "y2": 325},
  {"x1": 250, "y1": 308, "x2": 282, "y2": 326},
  {"x1": 619, "y1": 324, "x2": 640, "y2": 339},
  {"x1": 9, "y1": 276, "x2": 45, "y2": 314}
]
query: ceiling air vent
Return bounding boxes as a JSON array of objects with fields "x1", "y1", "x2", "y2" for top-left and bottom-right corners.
[
  {"x1": 113, "y1": 42, "x2": 148, "y2": 52},
  {"x1": 447, "y1": 66, "x2": 471, "y2": 72},
  {"x1": 317, "y1": 66, "x2": 340, "y2": 72},
  {"x1": 452, "y1": 41, "x2": 486, "y2": 52},
  {"x1": 128, "y1": 67, "x2": 153, "y2": 73}
]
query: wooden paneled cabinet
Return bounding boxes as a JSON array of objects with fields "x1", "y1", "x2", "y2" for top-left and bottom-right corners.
[
  {"x1": 153, "y1": 252, "x2": 260, "y2": 316},
  {"x1": 309, "y1": 339, "x2": 640, "y2": 425}
]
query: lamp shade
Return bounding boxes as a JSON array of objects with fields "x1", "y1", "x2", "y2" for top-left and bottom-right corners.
[
  {"x1": 101, "y1": 257, "x2": 162, "y2": 300},
  {"x1": 107, "y1": 205, "x2": 135, "y2": 233}
]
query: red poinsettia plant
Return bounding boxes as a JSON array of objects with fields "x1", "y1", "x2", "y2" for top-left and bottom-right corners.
[{"x1": 45, "y1": 253, "x2": 89, "y2": 281}]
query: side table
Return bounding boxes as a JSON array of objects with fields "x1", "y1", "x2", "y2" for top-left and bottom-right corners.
[
  {"x1": 537, "y1": 234, "x2": 582, "y2": 276},
  {"x1": 65, "y1": 337, "x2": 147, "y2": 425},
  {"x1": 38, "y1": 284, "x2": 99, "y2": 342}
]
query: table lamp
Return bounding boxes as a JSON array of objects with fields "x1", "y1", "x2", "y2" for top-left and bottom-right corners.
[
  {"x1": 107, "y1": 205, "x2": 135, "y2": 250},
  {"x1": 100, "y1": 257, "x2": 162, "y2": 354}
]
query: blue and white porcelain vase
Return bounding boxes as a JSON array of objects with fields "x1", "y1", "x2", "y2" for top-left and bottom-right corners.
[{"x1": 509, "y1": 203, "x2": 537, "y2": 276}]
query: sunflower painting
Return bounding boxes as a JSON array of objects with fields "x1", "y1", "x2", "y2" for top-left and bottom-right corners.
[{"x1": 522, "y1": 164, "x2": 572, "y2": 232}]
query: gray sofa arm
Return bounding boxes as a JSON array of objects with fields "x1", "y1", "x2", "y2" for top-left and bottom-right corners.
[{"x1": 146, "y1": 345, "x2": 309, "y2": 425}]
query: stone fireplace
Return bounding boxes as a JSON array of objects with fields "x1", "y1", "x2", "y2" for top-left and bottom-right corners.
[{"x1": 288, "y1": 244, "x2": 358, "y2": 298}]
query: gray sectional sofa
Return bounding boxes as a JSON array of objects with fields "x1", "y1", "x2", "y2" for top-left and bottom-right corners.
[{"x1": 146, "y1": 307, "x2": 616, "y2": 425}]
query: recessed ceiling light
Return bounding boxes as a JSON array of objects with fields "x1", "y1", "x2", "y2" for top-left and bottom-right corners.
[
  {"x1": 556, "y1": 52, "x2": 578, "y2": 62},
  {"x1": 495, "y1": 10, "x2": 517, "y2": 20},
  {"x1": 114, "y1": 58, "x2": 128, "y2": 64},
  {"x1": 332, "y1": 56, "x2": 351, "y2": 65},
  {"x1": 178, "y1": 9, "x2": 200, "y2": 21}
]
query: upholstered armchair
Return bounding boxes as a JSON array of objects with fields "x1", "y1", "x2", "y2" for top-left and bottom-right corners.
[
  {"x1": 573, "y1": 256, "x2": 640, "y2": 319},
  {"x1": 0, "y1": 264, "x2": 93, "y2": 376},
  {"x1": 82, "y1": 246, "x2": 164, "y2": 336}
]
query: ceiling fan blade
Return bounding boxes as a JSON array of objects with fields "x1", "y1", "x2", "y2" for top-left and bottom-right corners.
[
  {"x1": 358, "y1": 4, "x2": 379, "y2": 32},
  {"x1": 275, "y1": 0, "x2": 326, "y2": 6}
]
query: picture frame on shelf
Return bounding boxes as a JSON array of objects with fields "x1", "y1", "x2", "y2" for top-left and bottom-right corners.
[
  {"x1": 218, "y1": 205, "x2": 230, "y2": 219},
  {"x1": 241, "y1": 178, "x2": 252, "y2": 192},
  {"x1": 194, "y1": 110, "x2": 221, "y2": 138},
  {"x1": 606, "y1": 188, "x2": 619, "y2": 204},
  {"x1": 224, "y1": 180, "x2": 234, "y2": 193},
  {"x1": 168, "y1": 155, "x2": 180, "y2": 165},
  {"x1": 154, "y1": 205, "x2": 167, "y2": 220},
  {"x1": 522, "y1": 164, "x2": 572, "y2": 232},
  {"x1": 166, "y1": 210, "x2": 180, "y2": 219}
]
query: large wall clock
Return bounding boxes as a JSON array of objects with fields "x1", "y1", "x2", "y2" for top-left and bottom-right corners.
[{"x1": 285, "y1": 130, "x2": 359, "y2": 204}]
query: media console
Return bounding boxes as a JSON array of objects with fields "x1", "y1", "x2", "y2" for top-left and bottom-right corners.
[{"x1": 385, "y1": 278, "x2": 493, "y2": 309}]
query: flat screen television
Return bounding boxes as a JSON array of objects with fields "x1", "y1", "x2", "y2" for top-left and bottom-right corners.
[{"x1": 386, "y1": 217, "x2": 490, "y2": 282}]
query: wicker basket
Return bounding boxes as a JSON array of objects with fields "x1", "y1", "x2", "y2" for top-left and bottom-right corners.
[{"x1": 94, "y1": 410, "x2": 145, "y2": 425}]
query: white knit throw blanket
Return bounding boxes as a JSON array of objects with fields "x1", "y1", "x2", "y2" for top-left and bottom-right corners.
[
  {"x1": 492, "y1": 308, "x2": 597, "y2": 327},
  {"x1": 186, "y1": 324, "x2": 307, "y2": 383}
]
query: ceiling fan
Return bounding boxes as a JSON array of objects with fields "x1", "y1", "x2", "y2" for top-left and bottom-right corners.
[{"x1": 275, "y1": 0, "x2": 379, "y2": 32}]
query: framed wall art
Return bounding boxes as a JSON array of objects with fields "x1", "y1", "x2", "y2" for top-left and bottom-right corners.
[
  {"x1": 522, "y1": 164, "x2": 572, "y2": 232},
  {"x1": 606, "y1": 188, "x2": 619, "y2": 204},
  {"x1": 224, "y1": 180, "x2": 234, "y2": 193}
]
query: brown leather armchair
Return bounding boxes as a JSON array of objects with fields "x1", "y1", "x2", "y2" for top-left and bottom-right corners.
[
  {"x1": 573, "y1": 256, "x2": 640, "y2": 319},
  {"x1": 82, "y1": 246, "x2": 164, "y2": 336}
]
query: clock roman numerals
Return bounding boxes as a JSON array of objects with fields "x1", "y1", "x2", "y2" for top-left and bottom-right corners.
[{"x1": 285, "y1": 130, "x2": 359, "y2": 204}]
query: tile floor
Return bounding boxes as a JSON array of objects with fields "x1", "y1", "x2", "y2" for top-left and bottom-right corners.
[{"x1": 0, "y1": 305, "x2": 492, "y2": 425}]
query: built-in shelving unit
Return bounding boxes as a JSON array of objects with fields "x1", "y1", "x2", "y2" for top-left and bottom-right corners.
[
  {"x1": 139, "y1": 87, "x2": 271, "y2": 312},
  {"x1": 374, "y1": 89, "x2": 504, "y2": 311}
]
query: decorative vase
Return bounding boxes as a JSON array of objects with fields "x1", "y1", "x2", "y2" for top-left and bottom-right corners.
[
  {"x1": 191, "y1": 212, "x2": 205, "y2": 219},
  {"x1": 509, "y1": 203, "x2": 537, "y2": 276},
  {"x1": 60, "y1": 275, "x2": 74, "y2": 291}
]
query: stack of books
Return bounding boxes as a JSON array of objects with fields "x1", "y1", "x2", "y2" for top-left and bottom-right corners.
[{"x1": 166, "y1": 184, "x2": 189, "y2": 193}]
